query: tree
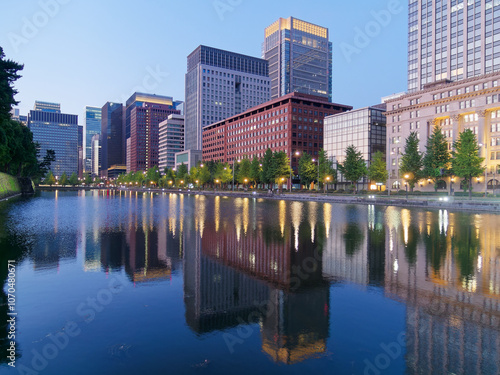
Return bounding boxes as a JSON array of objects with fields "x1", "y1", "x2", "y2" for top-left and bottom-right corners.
[
  {"x1": 59, "y1": 172, "x2": 68, "y2": 186},
  {"x1": 399, "y1": 132, "x2": 423, "y2": 191},
  {"x1": 338, "y1": 145, "x2": 367, "y2": 193},
  {"x1": 367, "y1": 151, "x2": 389, "y2": 188},
  {"x1": 37, "y1": 149, "x2": 56, "y2": 179},
  {"x1": 249, "y1": 156, "x2": 262, "y2": 187},
  {"x1": 261, "y1": 149, "x2": 274, "y2": 186},
  {"x1": 423, "y1": 125, "x2": 451, "y2": 191},
  {"x1": 214, "y1": 163, "x2": 232, "y2": 188},
  {"x1": 318, "y1": 149, "x2": 336, "y2": 189},
  {"x1": 270, "y1": 151, "x2": 291, "y2": 194},
  {"x1": 146, "y1": 167, "x2": 160, "y2": 187},
  {"x1": 198, "y1": 164, "x2": 211, "y2": 187},
  {"x1": 164, "y1": 168, "x2": 176, "y2": 186},
  {"x1": 176, "y1": 163, "x2": 188, "y2": 180},
  {"x1": 298, "y1": 153, "x2": 317, "y2": 189},
  {"x1": 0, "y1": 47, "x2": 24, "y2": 123},
  {"x1": 69, "y1": 172, "x2": 78, "y2": 186},
  {"x1": 83, "y1": 173, "x2": 93, "y2": 185},
  {"x1": 45, "y1": 171, "x2": 56, "y2": 186},
  {"x1": 452, "y1": 129, "x2": 485, "y2": 200},
  {"x1": 237, "y1": 158, "x2": 251, "y2": 185}
]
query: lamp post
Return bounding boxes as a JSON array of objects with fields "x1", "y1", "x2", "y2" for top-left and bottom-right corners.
[
  {"x1": 479, "y1": 143, "x2": 488, "y2": 197},
  {"x1": 390, "y1": 139, "x2": 400, "y2": 194},
  {"x1": 325, "y1": 176, "x2": 331, "y2": 193},
  {"x1": 290, "y1": 151, "x2": 300, "y2": 192}
]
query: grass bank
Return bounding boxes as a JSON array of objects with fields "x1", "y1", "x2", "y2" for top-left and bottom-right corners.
[{"x1": 0, "y1": 173, "x2": 20, "y2": 200}]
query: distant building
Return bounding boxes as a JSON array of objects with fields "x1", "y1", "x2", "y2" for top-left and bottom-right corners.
[
  {"x1": 28, "y1": 101, "x2": 78, "y2": 177},
  {"x1": 125, "y1": 93, "x2": 182, "y2": 172},
  {"x1": 385, "y1": 71, "x2": 500, "y2": 192},
  {"x1": 185, "y1": 45, "x2": 270, "y2": 152},
  {"x1": 90, "y1": 134, "x2": 101, "y2": 177},
  {"x1": 10, "y1": 108, "x2": 27, "y2": 126},
  {"x1": 202, "y1": 92, "x2": 351, "y2": 178},
  {"x1": 78, "y1": 125, "x2": 84, "y2": 178},
  {"x1": 84, "y1": 106, "x2": 102, "y2": 173},
  {"x1": 101, "y1": 102, "x2": 124, "y2": 177},
  {"x1": 159, "y1": 114, "x2": 184, "y2": 171},
  {"x1": 324, "y1": 105, "x2": 386, "y2": 189},
  {"x1": 263, "y1": 17, "x2": 332, "y2": 101},
  {"x1": 174, "y1": 150, "x2": 202, "y2": 171},
  {"x1": 408, "y1": 0, "x2": 500, "y2": 92}
]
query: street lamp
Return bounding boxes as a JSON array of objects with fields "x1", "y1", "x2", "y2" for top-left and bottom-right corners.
[
  {"x1": 325, "y1": 176, "x2": 331, "y2": 193},
  {"x1": 290, "y1": 151, "x2": 300, "y2": 192},
  {"x1": 404, "y1": 174, "x2": 409, "y2": 199}
]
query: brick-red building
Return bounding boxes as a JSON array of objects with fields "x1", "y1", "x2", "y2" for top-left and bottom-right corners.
[{"x1": 202, "y1": 92, "x2": 351, "y2": 172}]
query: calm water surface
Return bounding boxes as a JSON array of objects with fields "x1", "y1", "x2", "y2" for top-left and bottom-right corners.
[{"x1": 0, "y1": 190, "x2": 499, "y2": 375}]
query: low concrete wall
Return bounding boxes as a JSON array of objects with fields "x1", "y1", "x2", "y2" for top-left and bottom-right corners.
[{"x1": 0, "y1": 173, "x2": 21, "y2": 200}]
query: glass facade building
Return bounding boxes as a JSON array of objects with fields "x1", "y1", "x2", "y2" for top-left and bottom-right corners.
[
  {"x1": 101, "y1": 102, "x2": 124, "y2": 176},
  {"x1": 84, "y1": 106, "x2": 102, "y2": 173},
  {"x1": 324, "y1": 105, "x2": 386, "y2": 187},
  {"x1": 28, "y1": 102, "x2": 78, "y2": 177},
  {"x1": 263, "y1": 17, "x2": 332, "y2": 101},
  {"x1": 185, "y1": 45, "x2": 270, "y2": 152},
  {"x1": 408, "y1": 0, "x2": 500, "y2": 92}
]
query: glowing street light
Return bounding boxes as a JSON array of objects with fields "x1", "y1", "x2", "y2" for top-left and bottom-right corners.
[
  {"x1": 290, "y1": 151, "x2": 300, "y2": 192},
  {"x1": 404, "y1": 174, "x2": 409, "y2": 199}
]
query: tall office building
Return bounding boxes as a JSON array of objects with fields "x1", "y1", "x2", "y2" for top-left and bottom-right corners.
[
  {"x1": 28, "y1": 101, "x2": 78, "y2": 177},
  {"x1": 84, "y1": 106, "x2": 102, "y2": 173},
  {"x1": 185, "y1": 45, "x2": 270, "y2": 152},
  {"x1": 125, "y1": 93, "x2": 182, "y2": 172},
  {"x1": 91, "y1": 134, "x2": 101, "y2": 177},
  {"x1": 101, "y1": 102, "x2": 125, "y2": 177},
  {"x1": 263, "y1": 17, "x2": 332, "y2": 101},
  {"x1": 408, "y1": 0, "x2": 500, "y2": 92},
  {"x1": 159, "y1": 114, "x2": 184, "y2": 171}
]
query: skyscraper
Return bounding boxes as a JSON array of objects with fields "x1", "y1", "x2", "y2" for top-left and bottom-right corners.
[
  {"x1": 408, "y1": 0, "x2": 500, "y2": 92},
  {"x1": 159, "y1": 114, "x2": 184, "y2": 171},
  {"x1": 28, "y1": 101, "x2": 78, "y2": 177},
  {"x1": 101, "y1": 102, "x2": 124, "y2": 177},
  {"x1": 125, "y1": 93, "x2": 182, "y2": 172},
  {"x1": 263, "y1": 17, "x2": 332, "y2": 101},
  {"x1": 185, "y1": 45, "x2": 270, "y2": 152},
  {"x1": 84, "y1": 106, "x2": 102, "y2": 173}
]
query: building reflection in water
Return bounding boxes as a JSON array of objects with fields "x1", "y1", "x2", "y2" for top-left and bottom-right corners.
[{"x1": 184, "y1": 197, "x2": 330, "y2": 364}]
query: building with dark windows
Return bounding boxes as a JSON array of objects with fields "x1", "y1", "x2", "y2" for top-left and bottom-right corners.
[
  {"x1": 324, "y1": 104, "x2": 386, "y2": 189},
  {"x1": 84, "y1": 106, "x2": 102, "y2": 173},
  {"x1": 263, "y1": 17, "x2": 332, "y2": 101},
  {"x1": 159, "y1": 114, "x2": 184, "y2": 171},
  {"x1": 28, "y1": 101, "x2": 78, "y2": 177},
  {"x1": 202, "y1": 92, "x2": 351, "y2": 174},
  {"x1": 408, "y1": 0, "x2": 500, "y2": 92},
  {"x1": 185, "y1": 45, "x2": 270, "y2": 152},
  {"x1": 125, "y1": 93, "x2": 182, "y2": 173},
  {"x1": 101, "y1": 102, "x2": 124, "y2": 177}
]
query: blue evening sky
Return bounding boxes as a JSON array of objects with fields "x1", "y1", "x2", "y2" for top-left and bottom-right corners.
[{"x1": 0, "y1": 0, "x2": 408, "y2": 123}]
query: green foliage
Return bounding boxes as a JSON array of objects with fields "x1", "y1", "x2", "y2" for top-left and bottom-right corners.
[
  {"x1": 214, "y1": 163, "x2": 232, "y2": 185},
  {"x1": 423, "y1": 125, "x2": 451, "y2": 191},
  {"x1": 338, "y1": 145, "x2": 367, "y2": 192},
  {"x1": 146, "y1": 167, "x2": 161, "y2": 186},
  {"x1": 298, "y1": 152, "x2": 317, "y2": 189},
  {"x1": 83, "y1": 173, "x2": 93, "y2": 185},
  {"x1": 367, "y1": 151, "x2": 388, "y2": 184},
  {"x1": 237, "y1": 158, "x2": 251, "y2": 184},
  {"x1": 249, "y1": 156, "x2": 262, "y2": 185},
  {"x1": 261, "y1": 149, "x2": 274, "y2": 184},
  {"x1": 399, "y1": 132, "x2": 423, "y2": 191},
  {"x1": 176, "y1": 163, "x2": 188, "y2": 179},
  {"x1": 198, "y1": 164, "x2": 211, "y2": 186},
  {"x1": 45, "y1": 171, "x2": 56, "y2": 186},
  {"x1": 318, "y1": 149, "x2": 336, "y2": 186},
  {"x1": 452, "y1": 129, "x2": 485, "y2": 199},
  {"x1": 69, "y1": 172, "x2": 78, "y2": 186},
  {"x1": 0, "y1": 47, "x2": 23, "y2": 123},
  {"x1": 270, "y1": 151, "x2": 291, "y2": 189},
  {"x1": 59, "y1": 172, "x2": 68, "y2": 186}
]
